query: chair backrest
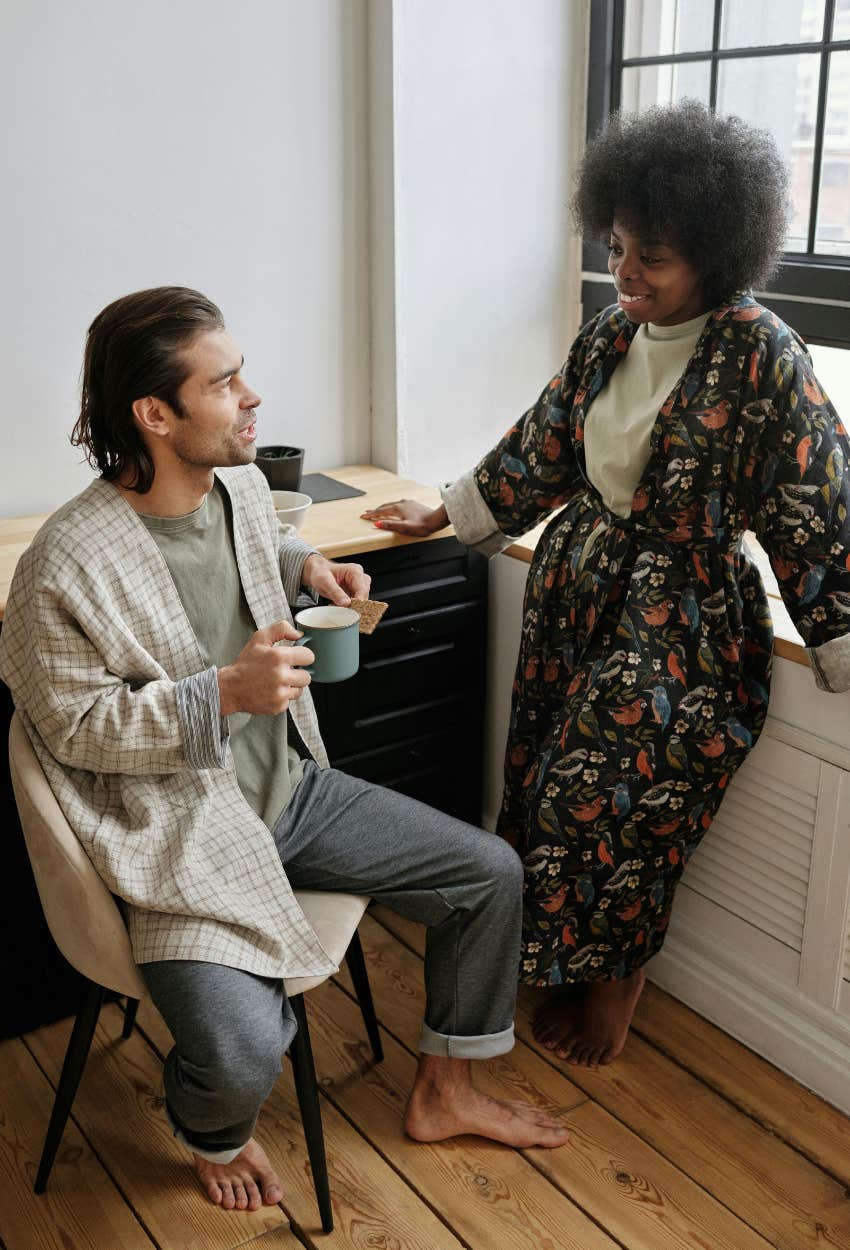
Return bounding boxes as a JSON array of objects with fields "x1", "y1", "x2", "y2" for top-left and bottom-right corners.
[{"x1": 8, "y1": 713, "x2": 146, "y2": 999}]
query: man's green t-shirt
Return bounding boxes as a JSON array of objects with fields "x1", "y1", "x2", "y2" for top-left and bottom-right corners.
[{"x1": 139, "y1": 481, "x2": 304, "y2": 827}]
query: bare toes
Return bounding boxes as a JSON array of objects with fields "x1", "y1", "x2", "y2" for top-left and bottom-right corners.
[
  {"x1": 206, "y1": 1181, "x2": 223, "y2": 1205},
  {"x1": 220, "y1": 1182, "x2": 236, "y2": 1210}
]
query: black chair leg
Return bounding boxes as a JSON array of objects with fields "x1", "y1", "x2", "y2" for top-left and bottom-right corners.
[
  {"x1": 345, "y1": 930, "x2": 383, "y2": 1063},
  {"x1": 288, "y1": 994, "x2": 333, "y2": 1233},
  {"x1": 35, "y1": 979, "x2": 106, "y2": 1193},
  {"x1": 122, "y1": 997, "x2": 140, "y2": 1039}
]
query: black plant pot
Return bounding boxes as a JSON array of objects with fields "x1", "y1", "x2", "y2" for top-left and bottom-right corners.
[{"x1": 255, "y1": 445, "x2": 304, "y2": 491}]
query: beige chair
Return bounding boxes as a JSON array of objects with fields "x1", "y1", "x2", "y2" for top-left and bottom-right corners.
[{"x1": 8, "y1": 712, "x2": 383, "y2": 1234}]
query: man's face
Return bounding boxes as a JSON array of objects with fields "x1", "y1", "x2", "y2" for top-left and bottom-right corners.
[{"x1": 165, "y1": 328, "x2": 262, "y2": 469}]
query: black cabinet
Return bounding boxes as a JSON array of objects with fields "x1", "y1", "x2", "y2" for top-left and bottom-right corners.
[{"x1": 309, "y1": 536, "x2": 488, "y2": 826}]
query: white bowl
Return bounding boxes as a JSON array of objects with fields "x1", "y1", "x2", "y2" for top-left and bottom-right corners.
[{"x1": 271, "y1": 490, "x2": 312, "y2": 532}]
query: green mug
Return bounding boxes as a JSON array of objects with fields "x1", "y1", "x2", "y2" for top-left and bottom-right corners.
[{"x1": 294, "y1": 605, "x2": 360, "y2": 683}]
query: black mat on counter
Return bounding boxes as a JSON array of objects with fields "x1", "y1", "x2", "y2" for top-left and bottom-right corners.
[{"x1": 300, "y1": 472, "x2": 366, "y2": 503}]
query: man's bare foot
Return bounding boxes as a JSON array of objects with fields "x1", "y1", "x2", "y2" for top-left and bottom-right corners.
[
  {"x1": 193, "y1": 1137, "x2": 284, "y2": 1211},
  {"x1": 403, "y1": 1055, "x2": 569, "y2": 1149},
  {"x1": 556, "y1": 969, "x2": 646, "y2": 1068},
  {"x1": 532, "y1": 987, "x2": 586, "y2": 1054}
]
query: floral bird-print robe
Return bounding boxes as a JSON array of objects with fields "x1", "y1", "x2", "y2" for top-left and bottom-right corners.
[{"x1": 466, "y1": 295, "x2": 850, "y2": 986}]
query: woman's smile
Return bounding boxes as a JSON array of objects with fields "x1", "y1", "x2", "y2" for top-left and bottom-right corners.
[{"x1": 608, "y1": 220, "x2": 708, "y2": 326}]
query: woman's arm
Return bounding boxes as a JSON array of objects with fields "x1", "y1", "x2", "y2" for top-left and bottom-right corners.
[{"x1": 747, "y1": 327, "x2": 850, "y2": 691}]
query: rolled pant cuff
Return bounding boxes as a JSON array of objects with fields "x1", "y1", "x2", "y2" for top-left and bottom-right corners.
[
  {"x1": 418, "y1": 1021, "x2": 515, "y2": 1059},
  {"x1": 164, "y1": 1102, "x2": 248, "y2": 1165}
]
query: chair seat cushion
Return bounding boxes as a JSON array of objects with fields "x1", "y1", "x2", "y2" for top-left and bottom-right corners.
[{"x1": 284, "y1": 891, "x2": 370, "y2": 997}]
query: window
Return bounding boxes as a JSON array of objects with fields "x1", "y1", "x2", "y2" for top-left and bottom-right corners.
[{"x1": 585, "y1": 0, "x2": 850, "y2": 346}]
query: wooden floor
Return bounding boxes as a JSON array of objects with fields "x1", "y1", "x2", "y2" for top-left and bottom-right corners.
[{"x1": 2, "y1": 905, "x2": 849, "y2": 1250}]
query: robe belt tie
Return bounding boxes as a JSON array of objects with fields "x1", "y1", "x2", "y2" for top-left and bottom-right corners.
[{"x1": 569, "y1": 514, "x2": 742, "y2": 657}]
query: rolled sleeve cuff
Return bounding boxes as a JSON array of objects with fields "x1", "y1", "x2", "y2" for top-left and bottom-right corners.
[
  {"x1": 418, "y1": 1021, "x2": 515, "y2": 1060},
  {"x1": 441, "y1": 471, "x2": 513, "y2": 559},
  {"x1": 807, "y1": 633, "x2": 850, "y2": 693},
  {"x1": 279, "y1": 536, "x2": 320, "y2": 604},
  {"x1": 175, "y1": 667, "x2": 229, "y2": 769}
]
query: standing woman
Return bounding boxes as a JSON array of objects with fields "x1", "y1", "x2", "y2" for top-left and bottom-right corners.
[{"x1": 363, "y1": 102, "x2": 850, "y2": 1068}]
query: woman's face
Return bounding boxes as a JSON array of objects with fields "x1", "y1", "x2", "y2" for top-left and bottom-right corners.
[{"x1": 607, "y1": 221, "x2": 708, "y2": 326}]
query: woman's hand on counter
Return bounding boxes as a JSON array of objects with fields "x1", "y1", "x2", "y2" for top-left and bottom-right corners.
[{"x1": 360, "y1": 500, "x2": 449, "y2": 537}]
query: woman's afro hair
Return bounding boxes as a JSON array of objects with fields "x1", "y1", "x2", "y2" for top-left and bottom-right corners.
[{"x1": 571, "y1": 99, "x2": 791, "y2": 307}]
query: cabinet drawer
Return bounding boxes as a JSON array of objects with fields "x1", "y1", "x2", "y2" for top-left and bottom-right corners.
[
  {"x1": 354, "y1": 537, "x2": 487, "y2": 617},
  {"x1": 333, "y1": 728, "x2": 483, "y2": 825},
  {"x1": 320, "y1": 688, "x2": 479, "y2": 759},
  {"x1": 334, "y1": 727, "x2": 458, "y2": 783},
  {"x1": 361, "y1": 600, "x2": 484, "y2": 658}
]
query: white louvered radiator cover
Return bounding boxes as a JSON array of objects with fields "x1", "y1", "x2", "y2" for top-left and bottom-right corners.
[{"x1": 683, "y1": 737, "x2": 818, "y2": 953}]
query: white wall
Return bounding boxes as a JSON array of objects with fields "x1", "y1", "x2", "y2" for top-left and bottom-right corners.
[
  {"x1": 1, "y1": 0, "x2": 370, "y2": 517},
  {"x1": 370, "y1": 0, "x2": 586, "y2": 487}
]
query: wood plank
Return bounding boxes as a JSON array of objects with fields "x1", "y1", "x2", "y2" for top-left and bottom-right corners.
[
  {"x1": 632, "y1": 980, "x2": 850, "y2": 1187},
  {"x1": 135, "y1": 1000, "x2": 466, "y2": 1250},
  {"x1": 349, "y1": 912, "x2": 850, "y2": 1250},
  {"x1": 337, "y1": 919, "x2": 775, "y2": 1250},
  {"x1": 301, "y1": 979, "x2": 615, "y2": 1250},
  {"x1": 0, "y1": 1035, "x2": 154, "y2": 1250},
  {"x1": 310, "y1": 976, "x2": 776, "y2": 1250},
  {"x1": 518, "y1": 990, "x2": 850, "y2": 1250},
  {"x1": 235, "y1": 1230, "x2": 304, "y2": 1248},
  {"x1": 26, "y1": 1010, "x2": 296, "y2": 1250},
  {"x1": 531, "y1": 1100, "x2": 775, "y2": 1250}
]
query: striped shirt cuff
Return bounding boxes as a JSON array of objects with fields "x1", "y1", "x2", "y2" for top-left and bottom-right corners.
[
  {"x1": 175, "y1": 667, "x2": 229, "y2": 770},
  {"x1": 279, "y1": 537, "x2": 320, "y2": 604}
]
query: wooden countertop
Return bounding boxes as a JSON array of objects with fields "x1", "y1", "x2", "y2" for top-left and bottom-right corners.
[{"x1": 0, "y1": 463, "x2": 808, "y2": 667}]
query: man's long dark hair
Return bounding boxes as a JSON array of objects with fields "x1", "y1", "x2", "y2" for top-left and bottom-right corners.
[{"x1": 71, "y1": 286, "x2": 225, "y2": 493}]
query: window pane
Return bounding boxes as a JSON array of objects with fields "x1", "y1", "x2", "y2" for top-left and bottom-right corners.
[
  {"x1": 717, "y1": 53, "x2": 820, "y2": 250},
  {"x1": 623, "y1": 0, "x2": 714, "y2": 59},
  {"x1": 816, "y1": 51, "x2": 850, "y2": 255},
  {"x1": 621, "y1": 60, "x2": 711, "y2": 111},
  {"x1": 835, "y1": 0, "x2": 850, "y2": 40},
  {"x1": 720, "y1": 0, "x2": 825, "y2": 49},
  {"x1": 808, "y1": 345, "x2": 850, "y2": 416}
]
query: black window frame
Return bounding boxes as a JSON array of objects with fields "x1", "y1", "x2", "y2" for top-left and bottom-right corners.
[{"x1": 584, "y1": 0, "x2": 850, "y2": 347}]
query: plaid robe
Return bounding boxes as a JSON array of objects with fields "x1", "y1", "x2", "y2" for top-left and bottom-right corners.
[{"x1": 0, "y1": 465, "x2": 336, "y2": 979}]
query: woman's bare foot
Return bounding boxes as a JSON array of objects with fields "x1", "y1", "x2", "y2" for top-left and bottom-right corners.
[
  {"x1": 558, "y1": 969, "x2": 646, "y2": 1068},
  {"x1": 532, "y1": 987, "x2": 586, "y2": 1054},
  {"x1": 193, "y1": 1137, "x2": 284, "y2": 1211},
  {"x1": 403, "y1": 1055, "x2": 570, "y2": 1148}
]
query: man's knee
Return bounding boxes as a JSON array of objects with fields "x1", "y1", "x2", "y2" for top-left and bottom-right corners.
[
  {"x1": 478, "y1": 831, "x2": 524, "y2": 894},
  {"x1": 175, "y1": 1015, "x2": 292, "y2": 1119}
]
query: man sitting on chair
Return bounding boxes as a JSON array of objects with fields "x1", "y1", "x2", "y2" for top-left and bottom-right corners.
[{"x1": 0, "y1": 287, "x2": 568, "y2": 1213}]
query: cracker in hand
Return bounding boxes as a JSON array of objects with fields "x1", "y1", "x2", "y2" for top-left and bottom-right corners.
[{"x1": 350, "y1": 598, "x2": 388, "y2": 635}]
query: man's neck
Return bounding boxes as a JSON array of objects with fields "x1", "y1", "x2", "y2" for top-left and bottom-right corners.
[{"x1": 115, "y1": 465, "x2": 216, "y2": 518}]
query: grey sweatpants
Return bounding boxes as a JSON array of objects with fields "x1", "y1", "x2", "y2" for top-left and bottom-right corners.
[{"x1": 140, "y1": 763, "x2": 523, "y2": 1162}]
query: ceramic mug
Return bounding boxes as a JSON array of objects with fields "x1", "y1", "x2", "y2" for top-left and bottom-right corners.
[{"x1": 294, "y1": 605, "x2": 360, "y2": 683}]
